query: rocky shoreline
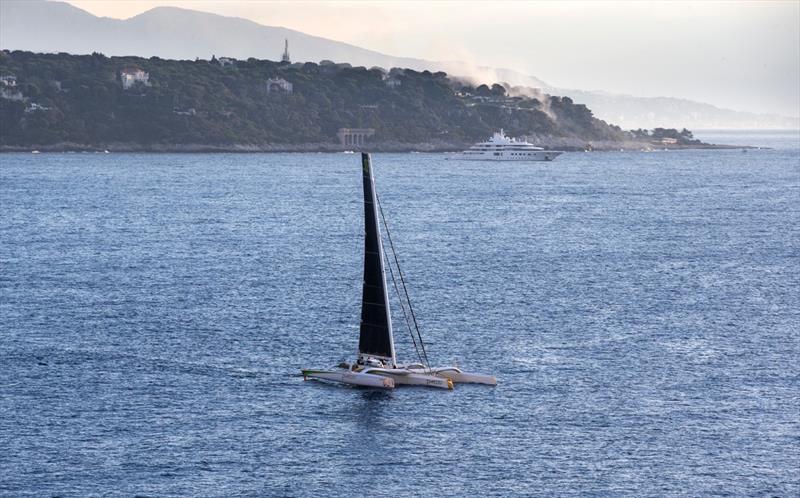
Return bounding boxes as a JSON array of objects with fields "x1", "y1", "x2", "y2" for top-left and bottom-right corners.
[{"x1": 0, "y1": 138, "x2": 749, "y2": 154}]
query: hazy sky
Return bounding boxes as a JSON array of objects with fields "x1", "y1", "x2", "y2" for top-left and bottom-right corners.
[{"x1": 65, "y1": 0, "x2": 800, "y2": 117}]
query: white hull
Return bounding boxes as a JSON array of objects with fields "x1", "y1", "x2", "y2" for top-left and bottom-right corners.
[
  {"x1": 423, "y1": 367, "x2": 497, "y2": 385},
  {"x1": 302, "y1": 369, "x2": 395, "y2": 389},
  {"x1": 303, "y1": 367, "x2": 462, "y2": 389},
  {"x1": 302, "y1": 365, "x2": 495, "y2": 390},
  {"x1": 363, "y1": 367, "x2": 453, "y2": 389}
]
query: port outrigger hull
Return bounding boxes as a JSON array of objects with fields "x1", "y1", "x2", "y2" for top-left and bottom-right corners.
[{"x1": 302, "y1": 369, "x2": 395, "y2": 389}]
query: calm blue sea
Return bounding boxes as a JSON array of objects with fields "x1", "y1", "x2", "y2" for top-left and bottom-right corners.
[{"x1": 1, "y1": 131, "x2": 799, "y2": 496}]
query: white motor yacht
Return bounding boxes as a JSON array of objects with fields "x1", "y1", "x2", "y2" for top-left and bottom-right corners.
[{"x1": 450, "y1": 129, "x2": 563, "y2": 161}]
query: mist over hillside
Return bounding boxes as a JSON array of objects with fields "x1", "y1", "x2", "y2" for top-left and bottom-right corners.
[{"x1": 1, "y1": 0, "x2": 797, "y2": 129}]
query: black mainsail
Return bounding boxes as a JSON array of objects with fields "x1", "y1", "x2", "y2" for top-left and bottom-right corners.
[{"x1": 358, "y1": 153, "x2": 396, "y2": 364}]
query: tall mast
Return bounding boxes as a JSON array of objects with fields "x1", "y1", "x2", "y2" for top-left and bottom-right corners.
[{"x1": 358, "y1": 153, "x2": 396, "y2": 366}]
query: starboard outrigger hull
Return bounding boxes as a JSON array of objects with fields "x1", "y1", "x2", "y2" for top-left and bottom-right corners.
[{"x1": 421, "y1": 367, "x2": 497, "y2": 386}]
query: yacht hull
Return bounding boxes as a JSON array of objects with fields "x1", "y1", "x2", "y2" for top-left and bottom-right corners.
[
  {"x1": 448, "y1": 151, "x2": 562, "y2": 161},
  {"x1": 302, "y1": 369, "x2": 395, "y2": 388}
]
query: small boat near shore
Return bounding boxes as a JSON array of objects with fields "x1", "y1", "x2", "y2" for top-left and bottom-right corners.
[
  {"x1": 449, "y1": 129, "x2": 563, "y2": 161},
  {"x1": 302, "y1": 153, "x2": 496, "y2": 390}
]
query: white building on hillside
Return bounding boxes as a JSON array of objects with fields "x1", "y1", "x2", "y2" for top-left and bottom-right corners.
[
  {"x1": 120, "y1": 68, "x2": 149, "y2": 90},
  {"x1": 25, "y1": 102, "x2": 50, "y2": 113},
  {"x1": 0, "y1": 87, "x2": 24, "y2": 101},
  {"x1": 266, "y1": 77, "x2": 293, "y2": 94}
]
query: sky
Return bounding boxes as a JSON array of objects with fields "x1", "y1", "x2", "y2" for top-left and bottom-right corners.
[{"x1": 65, "y1": 0, "x2": 800, "y2": 117}]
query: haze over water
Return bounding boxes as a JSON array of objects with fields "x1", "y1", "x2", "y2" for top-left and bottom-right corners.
[{"x1": 1, "y1": 131, "x2": 798, "y2": 495}]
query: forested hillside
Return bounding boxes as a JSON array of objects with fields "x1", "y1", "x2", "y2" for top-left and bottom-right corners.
[{"x1": 0, "y1": 51, "x2": 633, "y2": 150}]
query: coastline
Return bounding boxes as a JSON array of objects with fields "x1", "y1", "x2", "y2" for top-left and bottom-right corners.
[{"x1": 0, "y1": 140, "x2": 751, "y2": 154}]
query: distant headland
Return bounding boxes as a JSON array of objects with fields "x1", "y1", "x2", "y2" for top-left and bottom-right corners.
[{"x1": 0, "y1": 51, "x2": 739, "y2": 153}]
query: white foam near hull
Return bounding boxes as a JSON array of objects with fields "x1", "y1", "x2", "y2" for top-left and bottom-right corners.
[{"x1": 302, "y1": 369, "x2": 395, "y2": 389}]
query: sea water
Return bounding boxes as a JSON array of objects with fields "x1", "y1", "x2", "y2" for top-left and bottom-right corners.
[{"x1": 1, "y1": 131, "x2": 798, "y2": 496}]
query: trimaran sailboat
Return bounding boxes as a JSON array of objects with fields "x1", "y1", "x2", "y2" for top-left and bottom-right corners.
[{"x1": 302, "y1": 153, "x2": 496, "y2": 389}]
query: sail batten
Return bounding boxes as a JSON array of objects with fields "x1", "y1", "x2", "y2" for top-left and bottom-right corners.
[{"x1": 358, "y1": 153, "x2": 396, "y2": 364}]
